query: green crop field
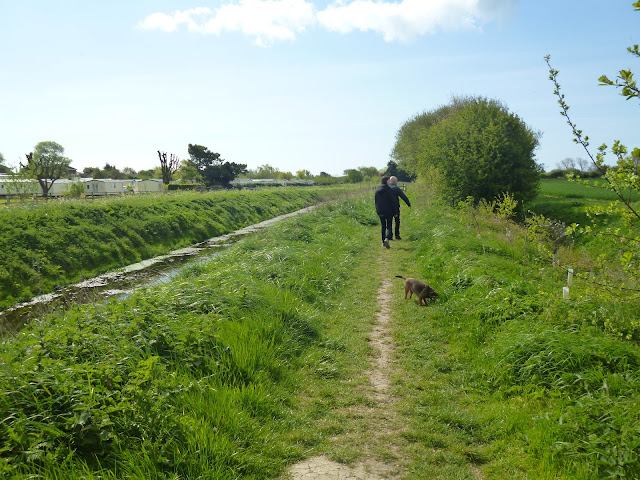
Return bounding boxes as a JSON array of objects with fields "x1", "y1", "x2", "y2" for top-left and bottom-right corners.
[
  {"x1": 528, "y1": 178, "x2": 640, "y2": 227},
  {"x1": 539, "y1": 177, "x2": 640, "y2": 202}
]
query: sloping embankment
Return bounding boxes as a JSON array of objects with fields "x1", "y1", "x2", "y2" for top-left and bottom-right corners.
[{"x1": 0, "y1": 188, "x2": 324, "y2": 308}]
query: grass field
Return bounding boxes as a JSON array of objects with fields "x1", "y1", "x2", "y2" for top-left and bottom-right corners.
[
  {"x1": 528, "y1": 178, "x2": 640, "y2": 227},
  {"x1": 539, "y1": 178, "x2": 640, "y2": 202},
  {"x1": 1, "y1": 184, "x2": 639, "y2": 478}
]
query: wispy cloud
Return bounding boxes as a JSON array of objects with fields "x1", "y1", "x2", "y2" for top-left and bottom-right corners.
[
  {"x1": 137, "y1": 0, "x2": 515, "y2": 46},
  {"x1": 137, "y1": 0, "x2": 315, "y2": 46},
  {"x1": 318, "y1": 0, "x2": 515, "y2": 42},
  {"x1": 137, "y1": 7, "x2": 214, "y2": 33}
]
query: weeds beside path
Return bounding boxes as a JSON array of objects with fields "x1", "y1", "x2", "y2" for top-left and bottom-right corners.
[{"x1": 292, "y1": 186, "x2": 640, "y2": 480}]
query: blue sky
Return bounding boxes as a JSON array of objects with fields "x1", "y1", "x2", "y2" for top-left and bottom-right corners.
[{"x1": 1, "y1": 1, "x2": 637, "y2": 176}]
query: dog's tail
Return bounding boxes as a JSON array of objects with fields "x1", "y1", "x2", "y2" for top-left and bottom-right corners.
[{"x1": 395, "y1": 275, "x2": 407, "y2": 280}]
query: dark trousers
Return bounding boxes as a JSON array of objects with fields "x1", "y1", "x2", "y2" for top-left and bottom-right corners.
[
  {"x1": 393, "y1": 212, "x2": 401, "y2": 238},
  {"x1": 378, "y1": 215, "x2": 392, "y2": 242}
]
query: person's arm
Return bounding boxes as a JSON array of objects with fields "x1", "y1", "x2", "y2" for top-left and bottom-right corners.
[{"x1": 399, "y1": 190, "x2": 411, "y2": 208}]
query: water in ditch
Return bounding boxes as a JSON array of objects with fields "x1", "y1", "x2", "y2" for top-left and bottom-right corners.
[{"x1": 0, "y1": 206, "x2": 317, "y2": 335}]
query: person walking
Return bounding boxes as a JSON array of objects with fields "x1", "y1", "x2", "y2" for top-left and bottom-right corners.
[
  {"x1": 375, "y1": 176, "x2": 394, "y2": 249},
  {"x1": 388, "y1": 176, "x2": 411, "y2": 240}
]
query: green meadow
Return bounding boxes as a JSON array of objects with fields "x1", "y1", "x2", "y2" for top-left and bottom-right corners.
[
  {"x1": 0, "y1": 182, "x2": 639, "y2": 478},
  {"x1": 528, "y1": 177, "x2": 640, "y2": 226}
]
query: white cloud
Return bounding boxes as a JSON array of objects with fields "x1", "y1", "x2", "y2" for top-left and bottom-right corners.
[
  {"x1": 201, "y1": 0, "x2": 316, "y2": 46},
  {"x1": 317, "y1": 0, "x2": 515, "y2": 42},
  {"x1": 137, "y1": 7, "x2": 213, "y2": 33},
  {"x1": 137, "y1": 0, "x2": 315, "y2": 47},
  {"x1": 137, "y1": 0, "x2": 516, "y2": 45}
]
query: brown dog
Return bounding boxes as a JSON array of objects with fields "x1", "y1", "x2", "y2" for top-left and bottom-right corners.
[{"x1": 395, "y1": 276, "x2": 438, "y2": 305}]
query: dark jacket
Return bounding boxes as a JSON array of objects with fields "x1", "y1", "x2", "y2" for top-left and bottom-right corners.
[
  {"x1": 389, "y1": 183, "x2": 411, "y2": 214},
  {"x1": 375, "y1": 184, "x2": 394, "y2": 217}
]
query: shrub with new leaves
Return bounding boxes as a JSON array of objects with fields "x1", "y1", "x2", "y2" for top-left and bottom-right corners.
[{"x1": 545, "y1": 1, "x2": 640, "y2": 293}]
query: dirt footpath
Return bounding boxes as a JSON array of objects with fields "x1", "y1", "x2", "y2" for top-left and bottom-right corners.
[{"x1": 286, "y1": 255, "x2": 405, "y2": 479}]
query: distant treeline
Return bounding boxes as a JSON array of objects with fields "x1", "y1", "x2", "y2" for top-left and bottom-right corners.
[{"x1": 541, "y1": 167, "x2": 604, "y2": 179}]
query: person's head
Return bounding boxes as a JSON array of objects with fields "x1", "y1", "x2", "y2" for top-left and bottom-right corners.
[
  {"x1": 389, "y1": 176, "x2": 398, "y2": 185},
  {"x1": 381, "y1": 176, "x2": 389, "y2": 185}
]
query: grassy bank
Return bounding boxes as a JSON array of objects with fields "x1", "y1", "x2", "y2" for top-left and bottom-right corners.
[
  {"x1": 385, "y1": 185, "x2": 640, "y2": 478},
  {"x1": 0, "y1": 187, "x2": 354, "y2": 308}
]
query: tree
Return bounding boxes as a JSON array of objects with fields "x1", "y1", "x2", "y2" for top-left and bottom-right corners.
[
  {"x1": 385, "y1": 160, "x2": 398, "y2": 178},
  {"x1": 393, "y1": 96, "x2": 541, "y2": 206},
  {"x1": 385, "y1": 160, "x2": 415, "y2": 182},
  {"x1": 252, "y1": 164, "x2": 278, "y2": 179},
  {"x1": 277, "y1": 171, "x2": 293, "y2": 180},
  {"x1": 176, "y1": 160, "x2": 203, "y2": 183},
  {"x1": 102, "y1": 163, "x2": 126, "y2": 179},
  {"x1": 575, "y1": 157, "x2": 591, "y2": 172},
  {"x1": 4, "y1": 169, "x2": 40, "y2": 201},
  {"x1": 136, "y1": 168, "x2": 159, "y2": 180},
  {"x1": 21, "y1": 141, "x2": 71, "y2": 198},
  {"x1": 390, "y1": 102, "x2": 464, "y2": 177},
  {"x1": 65, "y1": 181, "x2": 85, "y2": 198},
  {"x1": 187, "y1": 144, "x2": 247, "y2": 187},
  {"x1": 357, "y1": 166, "x2": 380, "y2": 181},
  {"x1": 85, "y1": 164, "x2": 126, "y2": 179},
  {"x1": 558, "y1": 157, "x2": 576, "y2": 170},
  {"x1": 313, "y1": 172, "x2": 341, "y2": 185},
  {"x1": 122, "y1": 167, "x2": 138, "y2": 179},
  {"x1": 344, "y1": 169, "x2": 364, "y2": 183},
  {"x1": 83, "y1": 166, "x2": 100, "y2": 178},
  {"x1": 157, "y1": 151, "x2": 180, "y2": 185},
  {"x1": 0, "y1": 152, "x2": 10, "y2": 174},
  {"x1": 296, "y1": 169, "x2": 312, "y2": 179}
]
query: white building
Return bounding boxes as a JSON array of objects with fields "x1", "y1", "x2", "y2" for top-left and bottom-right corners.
[
  {"x1": 84, "y1": 179, "x2": 133, "y2": 196},
  {"x1": 134, "y1": 179, "x2": 164, "y2": 193}
]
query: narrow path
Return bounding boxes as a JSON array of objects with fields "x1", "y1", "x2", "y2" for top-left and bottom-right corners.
[{"x1": 287, "y1": 254, "x2": 406, "y2": 479}]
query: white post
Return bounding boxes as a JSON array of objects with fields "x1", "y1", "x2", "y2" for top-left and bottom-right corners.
[
  {"x1": 567, "y1": 268, "x2": 574, "y2": 286},
  {"x1": 563, "y1": 286, "x2": 570, "y2": 299}
]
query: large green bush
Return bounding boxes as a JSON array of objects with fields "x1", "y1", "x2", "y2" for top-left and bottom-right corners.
[{"x1": 392, "y1": 96, "x2": 541, "y2": 207}]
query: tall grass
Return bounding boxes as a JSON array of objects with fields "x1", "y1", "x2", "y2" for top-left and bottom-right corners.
[
  {"x1": 2, "y1": 182, "x2": 639, "y2": 478},
  {"x1": 539, "y1": 178, "x2": 640, "y2": 202},
  {"x1": 391, "y1": 184, "x2": 640, "y2": 478},
  {"x1": 0, "y1": 194, "x2": 378, "y2": 478}
]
